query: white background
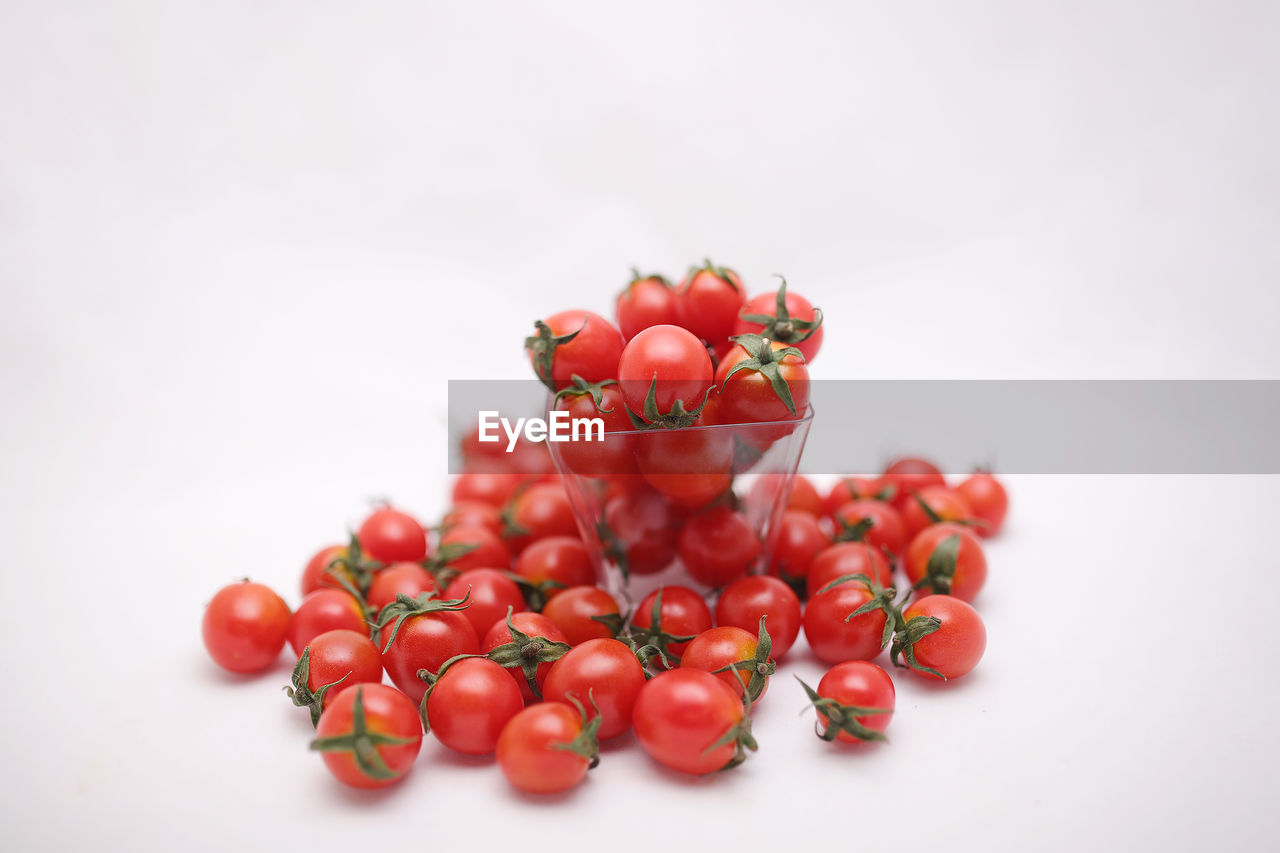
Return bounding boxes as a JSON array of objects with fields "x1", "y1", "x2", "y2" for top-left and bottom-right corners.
[{"x1": 3, "y1": 2, "x2": 1278, "y2": 851}]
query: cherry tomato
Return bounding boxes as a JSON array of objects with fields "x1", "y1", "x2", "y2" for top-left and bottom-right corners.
[
  {"x1": 442, "y1": 568, "x2": 528, "y2": 638},
  {"x1": 600, "y1": 485, "x2": 680, "y2": 576},
  {"x1": 616, "y1": 272, "x2": 678, "y2": 340},
  {"x1": 767, "y1": 509, "x2": 829, "y2": 587},
  {"x1": 633, "y1": 669, "x2": 755, "y2": 775},
  {"x1": 617, "y1": 324, "x2": 714, "y2": 421},
  {"x1": 631, "y1": 586, "x2": 713, "y2": 662},
  {"x1": 542, "y1": 586, "x2": 622, "y2": 645},
  {"x1": 311, "y1": 684, "x2": 422, "y2": 789},
  {"x1": 513, "y1": 536, "x2": 596, "y2": 603},
  {"x1": 375, "y1": 595, "x2": 479, "y2": 703},
  {"x1": 734, "y1": 278, "x2": 824, "y2": 362},
  {"x1": 526, "y1": 309, "x2": 624, "y2": 391},
  {"x1": 675, "y1": 261, "x2": 746, "y2": 346},
  {"x1": 831, "y1": 499, "x2": 908, "y2": 557},
  {"x1": 544, "y1": 638, "x2": 646, "y2": 739},
  {"x1": 823, "y1": 476, "x2": 895, "y2": 516},
  {"x1": 680, "y1": 623, "x2": 775, "y2": 701},
  {"x1": 300, "y1": 544, "x2": 353, "y2": 596},
  {"x1": 438, "y1": 525, "x2": 512, "y2": 574},
  {"x1": 632, "y1": 408, "x2": 735, "y2": 509},
  {"x1": 424, "y1": 657, "x2": 524, "y2": 755},
  {"x1": 954, "y1": 472, "x2": 1009, "y2": 537},
  {"x1": 552, "y1": 378, "x2": 636, "y2": 477},
  {"x1": 802, "y1": 579, "x2": 893, "y2": 665},
  {"x1": 882, "y1": 457, "x2": 947, "y2": 511},
  {"x1": 503, "y1": 482, "x2": 578, "y2": 554},
  {"x1": 677, "y1": 506, "x2": 761, "y2": 588},
  {"x1": 442, "y1": 501, "x2": 504, "y2": 538},
  {"x1": 367, "y1": 562, "x2": 437, "y2": 613},
  {"x1": 900, "y1": 485, "x2": 973, "y2": 541},
  {"x1": 904, "y1": 523, "x2": 987, "y2": 601},
  {"x1": 715, "y1": 575, "x2": 802, "y2": 659},
  {"x1": 452, "y1": 471, "x2": 527, "y2": 508},
  {"x1": 894, "y1": 595, "x2": 986, "y2": 680},
  {"x1": 798, "y1": 661, "x2": 895, "y2": 743},
  {"x1": 806, "y1": 542, "x2": 895, "y2": 598},
  {"x1": 287, "y1": 589, "x2": 368, "y2": 657},
  {"x1": 460, "y1": 425, "x2": 555, "y2": 477},
  {"x1": 497, "y1": 701, "x2": 598, "y2": 794},
  {"x1": 785, "y1": 475, "x2": 824, "y2": 516},
  {"x1": 482, "y1": 612, "x2": 571, "y2": 702},
  {"x1": 357, "y1": 506, "x2": 428, "y2": 564},
  {"x1": 202, "y1": 580, "x2": 291, "y2": 674},
  {"x1": 713, "y1": 336, "x2": 811, "y2": 432},
  {"x1": 287, "y1": 629, "x2": 383, "y2": 725}
]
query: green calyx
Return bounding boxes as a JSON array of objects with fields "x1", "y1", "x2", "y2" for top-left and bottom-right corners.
[
  {"x1": 722, "y1": 333, "x2": 805, "y2": 416},
  {"x1": 308, "y1": 686, "x2": 416, "y2": 782},
  {"x1": 370, "y1": 590, "x2": 473, "y2": 653},
  {"x1": 626, "y1": 268, "x2": 673, "y2": 289},
  {"x1": 525, "y1": 317, "x2": 587, "y2": 392},
  {"x1": 501, "y1": 570, "x2": 566, "y2": 613},
  {"x1": 702, "y1": 676, "x2": 758, "y2": 771},
  {"x1": 589, "y1": 611, "x2": 625, "y2": 639},
  {"x1": 814, "y1": 572, "x2": 900, "y2": 653},
  {"x1": 550, "y1": 691, "x2": 603, "y2": 768},
  {"x1": 687, "y1": 258, "x2": 740, "y2": 293},
  {"x1": 794, "y1": 675, "x2": 890, "y2": 743},
  {"x1": 552, "y1": 374, "x2": 619, "y2": 413},
  {"x1": 737, "y1": 276, "x2": 823, "y2": 345},
  {"x1": 484, "y1": 607, "x2": 571, "y2": 699},
  {"x1": 832, "y1": 515, "x2": 875, "y2": 544},
  {"x1": 623, "y1": 374, "x2": 713, "y2": 429},
  {"x1": 625, "y1": 589, "x2": 697, "y2": 666},
  {"x1": 285, "y1": 646, "x2": 352, "y2": 728},
  {"x1": 711, "y1": 616, "x2": 776, "y2": 703},
  {"x1": 420, "y1": 541, "x2": 479, "y2": 588},
  {"x1": 326, "y1": 532, "x2": 384, "y2": 603},
  {"x1": 914, "y1": 533, "x2": 961, "y2": 596},
  {"x1": 889, "y1": 614, "x2": 944, "y2": 679}
]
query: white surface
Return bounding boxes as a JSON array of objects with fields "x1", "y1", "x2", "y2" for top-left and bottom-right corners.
[{"x1": 2, "y1": 3, "x2": 1278, "y2": 852}]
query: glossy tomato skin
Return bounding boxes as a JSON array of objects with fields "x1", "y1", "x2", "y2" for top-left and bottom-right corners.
[
  {"x1": 496, "y1": 703, "x2": 592, "y2": 794},
  {"x1": 633, "y1": 408, "x2": 735, "y2": 510},
  {"x1": 823, "y1": 477, "x2": 894, "y2": 516},
  {"x1": 806, "y1": 542, "x2": 895, "y2": 598},
  {"x1": 713, "y1": 339, "x2": 811, "y2": 428},
  {"x1": 380, "y1": 610, "x2": 480, "y2": 703},
  {"x1": 832, "y1": 499, "x2": 908, "y2": 557},
  {"x1": 441, "y1": 568, "x2": 527, "y2": 638},
  {"x1": 715, "y1": 575, "x2": 802, "y2": 659},
  {"x1": 617, "y1": 324, "x2": 715, "y2": 419},
  {"x1": 680, "y1": 626, "x2": 771, "y2": 700},
  {"x1": 734, "y1": 286, "x2": 824, "y2": 362},
  {"x1": 882, "y1": 457, "x2": 947, "y2": 512},
  {"x1": 452, "y1": 472, "x2": 527, "y2": 508},
  {"x1": 542, "y1": 586, "x2": 622, "y2": 645},
  {"x1": 553, "y1": 382, "x2": 636, "y2": 477},
  {"x1": 633, "y1": 669, "x2": 747, "y2": 775},
  {"x1": 312, "y1": 684, "x2": 422, "y2": 789},
  {"x1": 438, "y1": 525, "x2": 512, "y2": 573},
  {"x1": 815, "y1": 661, "x2": 895, "y2": 742},
  {"x1": 528, "y1": 309, "x2": 625, "y2": 391},
  {"x1": 300, "y1": 544, "x2": 352, "y2": 596},
  {"x1": 442, "y1": 501, "x2": 504, "y2": 538},
  {"x1": 617, "y1": 275, "x2": 679, "y2": 341},
  {"x1": 513, "y1": 536, "x2": 596, "y2": 601},
  {"x1": 358, "y1": 507, "x2": 429, "y2": 564},
  {"x1": 954, "y1": 472, "x2": 1008, "y2": 537},
  {"x1": 904, "y1": 523, "x2": 987, "y2": 602},
  {"x1": 426, "y1": 657, "x2": 524, "y2": 755},
  {"x1": 768, "y1": 510, "x2": 829, "y2": 586},
  {"x1": 299, "y1": 629, "x2": 383, "y2": 709},
  {"x1": 544, "y1": 638, "x2": 646, "y2": 739},
  {"x1": 503, "y1": 482, "x2": 578, "y2": 554},
  {"x1": 676, "y1": 265, "x2": 746, "y2": 346},
  {"x1": 367, "y1": 563, "x2": 437, "y2": 613},
  {"x1": 786, "y1": 476, "x2": 825, "y2": 517},
  {"x1": 601, "y1": 485, "x2": 680, "y2": 575},
  {"x1": 203, "y1": 581, "x2": 292, "y2": 674},
  {"x1": 287, "y1": 590, "x2": 368, "y2": 657},
  {"x1": 677, "y1": 506, "x2": 761, "y2": 588},
  {"x1": 803, "y1": 583, "x2": 890, "y2": 664},
  {"x1": 482, "y1": 612, "x2": 570, "y2": 702},
  {"x1": 633, "y1": 586, "x2": 713, "y2": 659},
  {"x1": 900, "y1": 596, "x2": 986, "y2": 680},
  {"x1": 900, "y1": 485, "x2": 973, "y2": 541}
]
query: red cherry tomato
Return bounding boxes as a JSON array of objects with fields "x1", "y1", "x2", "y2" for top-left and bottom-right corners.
[
  {"x1": 552, "y1": 379, "x2": 636, "y2": 477},
  {"x1": 882, "y1": 457, "x2": 947, "y2": 511},
  {"x1": 802, "y1": 579, "x2": 892, "y2": 665},
  {"x1": 300, "y1": 544, "x2": 353, "y2": 596},
  {"x1": 714, "y1": 575, "x2": 802, "y2": 660},
  {"x1": 617, "y1": 324, "x2": 715, "y2": 420},
  {"x1": 424, "y1": 657, "x2": 524, "y2": 755},
  {"x1": 677, "y1": 506, "x2": 761, "y2": 588},
  {"x1": 438, "y1": 525, "x2": 512, "y2": 573},
  {"x1": 497, "y1": 702, "x2": 597, "y2": 794},
  {"x1": 633, "y1": 668, "x2": 755, "y2": 775},
  {"x1": 785, "y1": 475, "x2": 824, "y2": 516},
  {"x1": 632, "y1": 586, "x2": 713, "y2": 661},
  {"x1": 806, "y1": 542, "x2": 895, "y2": 598},
  {"x1": 675, "y1": 261, "x2": 747, "y2": 346},
  {"x1": 904, "y1": 522, "x2": 987, "y2": 602},
  {"x1": 357, "y1": 507, "x2": 428, "y2": 564},
  {"x1": 734, "y1": 279, "x2": 824, "y2": 362},
  {"x1": 202, "y1": 580, "x2": 291, "y2": 674},
  {"x1": 767, "y1": 509, "x2": 829, "y2": 587},
  {"x1": 900, "y1": 485, "x2": 973, "y2": 541},
  {"x1": 287, "y1": 589, "x2": 368, "y2": 657},
  {"x1": 311, "y1": 684, "x2": 422, "y2": 789},
  {"x1": 600, "y1": 485, "x2": 681, "y2": 576},
  {"x1": 831, "y1": 499, "x2": 908, "y2": 557},
  {"x1": 954, "y1": 472, "x2": 1009, "y2": 537},
  {"x1": 367, "y1": 563, "x2": 437, "y2": 613},
  {"x1": 823, "y1": 476, "x2": 895, "y2": 516},
  {"x1": 544, "y1": 637, "x2": 646, "y2": 739},
  {"x1": 713, "y1": 336, "x2": 811, "y2": 431},
  {"x1": 503, "y1": 482, "x2": 578, "y2": 554},
  {"x1": 542, "y1": 585, "x2": 622, "y2": 645},
  {"x1": 513, "y1": 536, "x2": 596, "y2": 603},
  {"x1": 482, "y1": 612, "x2": 570, "y2": 702},
  {"x1": 452, "y1": 472, "x2": 527, "y2": 508},
  {"x1": 616, "y1": 272, "x2": 679, "y2": 341},
  {"x1": 526, "y1": 309, "x2": 625, "y2": 391},
  {"x1": 895, "y1": 595, "x2": 986, "y2": 680},
  {"x1": 442, "y1": 501, "x2": 504, "y2": 537},
  {"x1": 680, "y1": 624, "x2": 774, "y2": 701},
  {"x1": 287, "y1": 629, "x2": 383, "y2": 723},
  {"x1": 441, "y1": 568, "x2": 528, "y2": 638},
  {"x1": 376, "y1": 598, "x2": 480, "y2": 703},
  {"x1": 632, "y1": 409, "x2": 734, "y2": 509},
  {"x1": 801, "y1": 661, "x2": 895, "y2": 743}
]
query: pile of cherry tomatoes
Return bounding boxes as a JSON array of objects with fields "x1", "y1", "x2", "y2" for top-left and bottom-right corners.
[{"x1": 201, "y1": 262, "x2": 1008, "y2": 794}]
